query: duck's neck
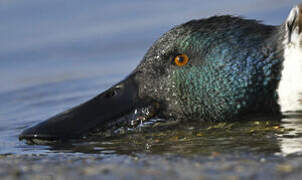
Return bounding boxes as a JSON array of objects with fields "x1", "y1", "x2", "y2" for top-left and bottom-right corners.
[{"x1": 277, "y1": 22, "x2": 302, "y2": 112}]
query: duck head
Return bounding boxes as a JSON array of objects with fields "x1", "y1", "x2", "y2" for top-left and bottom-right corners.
[{"x1": 20, "y1": 5, "x2": 302, "y2": 142}]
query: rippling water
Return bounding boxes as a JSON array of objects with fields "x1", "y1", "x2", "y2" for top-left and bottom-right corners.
[{"x1": 1, "y1": 0, "x2": 302, "y2": 160}]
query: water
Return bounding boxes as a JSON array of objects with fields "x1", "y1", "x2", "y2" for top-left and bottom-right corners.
[{"x1": 1, "y1": 0, "x2": 302, "y2": 170}]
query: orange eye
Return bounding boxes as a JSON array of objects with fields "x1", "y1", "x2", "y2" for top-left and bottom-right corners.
[{"x1": 174, "y1": 54, "x2": 189, "y2": 67}]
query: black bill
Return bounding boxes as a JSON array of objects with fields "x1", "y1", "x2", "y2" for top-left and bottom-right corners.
[{"x1": 19, "y1": 74, "x2": 155, "y2": 141}]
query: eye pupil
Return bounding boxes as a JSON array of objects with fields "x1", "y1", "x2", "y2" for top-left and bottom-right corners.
[
  {"x1": 174, "y1": 54, "x2": 189, "y2": 67},
  {"x1": 177, "y1": 56, "x2": 184, "y2": 63}
]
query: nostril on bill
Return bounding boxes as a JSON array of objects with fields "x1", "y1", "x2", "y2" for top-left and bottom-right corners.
[
  {"x1": 104, "y1": 90, "x2": 117, "y2": 98},
  {"x1": 104, "y1": 85, "x2": 124, "y2": 98}
]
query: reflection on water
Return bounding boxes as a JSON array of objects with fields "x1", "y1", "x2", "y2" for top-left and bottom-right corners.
[
  {"x1": 279, "y1": 113, "x2": 302, "y2": 155},
  {"x1": 18, "y1": 111, "x2": 302, "y2": 157},
  {"x1": 40, "y1": 117, "x2": 302, "y2": 156}
]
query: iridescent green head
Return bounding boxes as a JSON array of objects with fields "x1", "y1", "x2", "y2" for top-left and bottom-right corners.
[{"x1": 135, "y1": 16, "x2": 283, "y2": 121}]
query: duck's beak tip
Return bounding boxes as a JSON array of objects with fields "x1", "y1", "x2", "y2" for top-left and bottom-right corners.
[
  {"x1": 19, "y1": 126, "x2": 67, "y2": 141},
  {"x1": 19, "y1": 127, "x2": 35, "y2": 141}
]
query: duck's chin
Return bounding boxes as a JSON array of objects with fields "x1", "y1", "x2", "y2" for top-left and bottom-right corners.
[{"x1": 87, "y1": 103, "x2": 165, "y2": 137}]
